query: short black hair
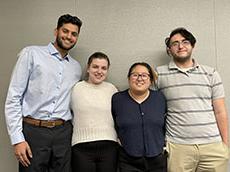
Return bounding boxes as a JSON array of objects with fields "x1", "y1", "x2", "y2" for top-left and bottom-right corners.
[
  {"x1": 165, "y1": 27, "x2": 196, "y2": 48},
  {"x1": 57, "y1": 14, "x2": 82, "y2": 31}
]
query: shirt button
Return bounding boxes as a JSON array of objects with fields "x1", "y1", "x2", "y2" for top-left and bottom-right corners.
[{"x1": 141, "y1": 112, "x2": 144, "y2": 116}]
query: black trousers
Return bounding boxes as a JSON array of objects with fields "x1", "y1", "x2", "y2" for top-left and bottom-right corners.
[
  {"x1": 71, "y1": 140, "x2": 118, "y2": 172},
  {"x1": 118, "y1": 147, "x2": 167, "y2": 172},
  {"x1": 19, "y1": 121, "x2": 72, "y2": 172}
]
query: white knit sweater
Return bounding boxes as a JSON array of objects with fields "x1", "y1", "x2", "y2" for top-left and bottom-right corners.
[{"x1": 71, "y1": 81, "x2": 118, "y2": 146}]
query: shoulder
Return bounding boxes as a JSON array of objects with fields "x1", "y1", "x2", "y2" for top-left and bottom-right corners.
[
  {"x1": 156, "y1": 64, "x2": 168, "y2": 71},
  {"x1": 156, "y1": 64, "x2": 169, "y2": 75},
  {"x1": 198, "y1": 64, "x2": 217, "y2": 75},
  {"x1": 112, "y1": 89, "x2": 128, "y2": 99},
  {"x1": 16, "y1": 45, "x2": 47, "y2": 64},
  {"x1": 112, "y1": 90, "x2": 129, "y2": 107},
  {"x1": 72, "y1": 81, "x2": 85, "y2": 90},
  {"x1": 102, "y1": 81, "x2": 118, "y2": 91},
  {"x1": 18, "y1": 45, "x2": 45, "y2": 56}
]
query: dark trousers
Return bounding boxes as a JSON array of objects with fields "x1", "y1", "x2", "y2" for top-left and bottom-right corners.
[
  {"x1": 118, "y1": 147, "x2": 167, "y2": 172},
  {"x1": 71, "y1": 140, "x2": 118, "y2": 172},
  {"x1": 19, "y1": 121, "x2": 72, "y2": 172}
]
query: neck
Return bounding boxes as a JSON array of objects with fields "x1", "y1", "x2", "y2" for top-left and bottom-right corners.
[
  {"x1": 53, "y1": 42, "x2": 68, "y2": 58},
  {"x1": 128, "y1": 89, "x2": 150, "y2": 103},
  {"x1": 174, "y1": 58, "x2": 194, "y2": 69}
]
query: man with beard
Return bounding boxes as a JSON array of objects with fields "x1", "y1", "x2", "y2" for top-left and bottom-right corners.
[
  {"x1": 157, "y1": 27, "x2": 229, "y2": 172},
  {"x1": 5, "y1": 14, "x2": 82, "y2": 172}
]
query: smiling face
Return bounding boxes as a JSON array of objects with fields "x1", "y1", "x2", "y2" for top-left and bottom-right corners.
[
  {"x1": 87, "y1": 58, "x2": 109, "y2": 85},
  {"x1": 128, "y1": 65, "x2": 151, "y2": 94},
  {"x1": 168, "y1": 33, "x2": 194, "y2": 64},
  {"x1": 54, "y1": 23, "x2": 79, "y2": 55}
]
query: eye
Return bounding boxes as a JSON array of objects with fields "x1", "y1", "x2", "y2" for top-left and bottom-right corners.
[
  {"x1": 141, "y1": 74, "x2": 149, "y2": 79},
  {"x1": 101, "y1": 66, "x2": 108, "y2": 70},
  {"x1": 131, "y1": 73, "x2": 138, "y2": 78},
  {"x1": 62, "y1": 28, "x2": 68, "y2": 33},
  {"x1": 170, "y1": 41, "x2": 179, "y2": 47},
  {"x1": 92, "y1": 65, "x2": 99, "y2": 69},
  {"x1": 182, "y1": 40, "x2": 190, "y2": 45},
  {"x1": 72, "y1": 32, "x2": 79, "y2": 37}
]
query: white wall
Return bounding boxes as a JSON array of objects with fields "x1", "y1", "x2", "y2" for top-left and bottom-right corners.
[{"x1": 0, "y1": 0, "x2": 229, "y2": 171}]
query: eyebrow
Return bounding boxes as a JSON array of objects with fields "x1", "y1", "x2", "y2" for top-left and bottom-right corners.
[{"x1": 171, "y1": 38, "x2": 187, "y2": 43}]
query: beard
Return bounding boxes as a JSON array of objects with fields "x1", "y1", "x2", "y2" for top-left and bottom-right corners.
[
  {"x1": 173, "y1": 55, "x2": 191, "y2": 63},
  {"x1": 170, "y1": 50, "x2": 192, "y2": 63},
  {"x1": 56, "y1": 37, "x2": 76, "y2": 51}
]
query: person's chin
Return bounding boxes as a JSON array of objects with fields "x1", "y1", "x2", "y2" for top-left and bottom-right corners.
[
  {"x1": 133, "y1": 86, "x2": 146, "y2": 91},
  {"x1": 175, "y1": 55, "x2": 190, "y2": 62},
  {"x1": 62, "y1": 43, "x2": 75, "y2": 51},
  {"x1": 94, "y1": 80, "x2": 104, "y2": 85}
]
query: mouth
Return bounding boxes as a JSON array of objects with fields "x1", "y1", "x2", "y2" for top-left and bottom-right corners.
[
  {"x1": 135, "y1": 81, "x2": 145, "y2": 86},
  {"x1": 95, "y1": 74, "x2": 104, "y2": 79},
  {"x1": 63, "y1": 39, "x2": 73, "y2": 45},
  {"x1": 177, "y1": 50, "x2": 187, "y2": 53}
]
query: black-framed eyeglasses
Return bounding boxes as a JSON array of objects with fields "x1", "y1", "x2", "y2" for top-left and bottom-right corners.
[{"x1": 130, "y1": 73, "x2": 150, "y2": 80}]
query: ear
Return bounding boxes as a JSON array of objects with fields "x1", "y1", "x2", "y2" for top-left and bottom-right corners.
[
  {"x1": 54, "y1": 28, "x2": 58, "y2": 37},
  {"x1": 166, "y1": 47, "x2": 171, "y2": 56},
  {"x1": 86, "y1": 65, "x2": 90, "y2": 73}
]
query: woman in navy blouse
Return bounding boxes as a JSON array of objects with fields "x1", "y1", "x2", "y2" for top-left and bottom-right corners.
[{"x1": 112, "y1": 62, "x2": 167, "y2": 172}]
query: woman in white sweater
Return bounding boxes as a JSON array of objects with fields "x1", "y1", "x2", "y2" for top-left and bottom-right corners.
[{"x1": 71, "y1": 52, "x2": 118, "y2": 172}]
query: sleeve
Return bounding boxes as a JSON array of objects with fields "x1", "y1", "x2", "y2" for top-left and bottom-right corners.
[
  {"x1": 111, "y1": 93, "x2": 119, "y2": 132},
  {"x1": 111, "y1": 94, "x2": 116, "y2": 121},
  {"x1": 211, "y1": 69, "x2": 225, "y2": 99},
  {"x1": 155, "y1": 67, "x2": 160, "y2": 90},
  {"x1": 5, "y1": 47, "x2": 33, "y2": 145}
]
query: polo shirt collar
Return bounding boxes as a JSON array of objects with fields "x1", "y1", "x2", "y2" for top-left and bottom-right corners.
[{"x1": 169, "y1": 58, "x2": 199, "y2": 72}]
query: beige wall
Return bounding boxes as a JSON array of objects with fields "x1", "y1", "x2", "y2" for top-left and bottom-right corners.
[{"x1": 0, "y1": 0, "x2": 229, "y2": 171}]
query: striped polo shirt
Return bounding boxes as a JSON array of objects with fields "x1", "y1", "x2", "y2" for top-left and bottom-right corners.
[{"x1": 156, "y1": 60, "x2": 224, "y2": 144}]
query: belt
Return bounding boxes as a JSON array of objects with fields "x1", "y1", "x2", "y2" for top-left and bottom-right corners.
[{"x1": 23, "y1": 117, "x2": 65, "y2": 128}]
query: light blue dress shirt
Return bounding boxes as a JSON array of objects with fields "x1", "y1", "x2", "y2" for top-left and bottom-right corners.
[{"x1": 5, "y1": 43, "x2": 82, "y2": 145}]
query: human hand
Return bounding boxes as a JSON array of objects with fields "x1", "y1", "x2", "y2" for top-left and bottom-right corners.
[{"x1": 14, "y1": 141, "x2": 33, "y2": 167}]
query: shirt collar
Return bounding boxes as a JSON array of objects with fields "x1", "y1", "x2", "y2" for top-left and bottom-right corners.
[
  {"x1": 48, "y1": 42, "x2": 70, "y2": 61},
  {"x1": 168, "y1": 58, "x2": 199, "y2": 71}
]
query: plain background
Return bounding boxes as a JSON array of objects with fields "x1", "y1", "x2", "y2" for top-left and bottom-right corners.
[{"x1": 0, "y1": 0, "x2": 229, "y2": 171}]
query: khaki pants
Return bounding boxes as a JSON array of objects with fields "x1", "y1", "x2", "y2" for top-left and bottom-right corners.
[{"x1": 166, "y1": 141, "x2": 229, "y2": 172}]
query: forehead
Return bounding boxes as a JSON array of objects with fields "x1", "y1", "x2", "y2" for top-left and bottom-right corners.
[
  {"x1": 132, "y1": 65, "x2": 149, "y2": 73},
  {"x1": 170, "y1": 33, "x2": 185, "y2": 42},
  {"x1": 90, "y1": 58, "x2": 108, "y2": 66},
  {"x1": 59, "y1": 23, "x2": 79, "y2": 33}
]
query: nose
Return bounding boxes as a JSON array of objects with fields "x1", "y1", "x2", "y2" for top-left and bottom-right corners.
[
  {"x1": 178, "y1": 42, "x2": 183, "y2": 49},
  {"x1": 137, "y1": 75, "x2": 143, "y2": 81},
  {"x1": 97, "y1": 68, "x2": 102, "y2": 74},
  {"x1": 66, "y1": 32, "x2": 72, "y2": 39}
]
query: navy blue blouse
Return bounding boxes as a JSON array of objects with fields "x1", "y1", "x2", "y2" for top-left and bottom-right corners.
[{"x1": 112, "y1": 89, "x2": 166, "y2": 157}]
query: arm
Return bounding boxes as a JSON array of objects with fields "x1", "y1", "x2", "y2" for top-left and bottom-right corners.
[
  {"x1": 212, "y1": 98, "x2": 229, "y2": 145},
  {"x1": 5, "y1": 47, "x2": 33, "y2": 165},
  {"x1": 5, "y1": 47, "x2": 34, "y2": 144}
]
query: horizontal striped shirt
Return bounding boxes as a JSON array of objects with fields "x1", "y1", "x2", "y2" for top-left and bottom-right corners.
[{"x1": 156, "y1": 60, "x2": 224, "y2": 144}]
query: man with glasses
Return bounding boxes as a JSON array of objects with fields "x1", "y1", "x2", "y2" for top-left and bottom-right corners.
[
  {"x1": 5, "y1": 14, "x2": 82, "y2": 172},
  {"x1": 156, "y1": 27, "x2": 229, "y2": 172}
]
